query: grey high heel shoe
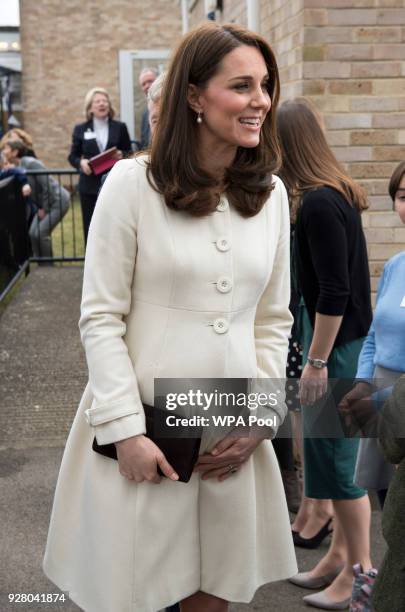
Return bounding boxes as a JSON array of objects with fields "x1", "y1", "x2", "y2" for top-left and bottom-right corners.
[
  {"x1": 303, "y1": 591, "x2": 350, "y2": 610},
  {"x1": 288, "y1": 567, "x2": 343, "y2": 589}
]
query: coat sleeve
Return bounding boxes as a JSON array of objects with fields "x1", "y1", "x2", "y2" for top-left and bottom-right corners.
[
  {"x1": 119, "y1": 122, "x2": 132, "y2": 154},
  {"x1": 253, "y1": 178, "x2": 293, "y2": 435},
  {"x1": 79, "y1": 159, "x2": 146, "y2": 444},
  {"x1": 68, "y1": 124, "x2": 83, "y2": 169},
  {"x1": 301, "y1": 191, "x2": 350, "y2": 316},
  {"x1": 23, "y1": 157, "x2": 52, "y2": 211},
  {"x1": 355, "y1": 262, "x2": 390, "y2": 381}
]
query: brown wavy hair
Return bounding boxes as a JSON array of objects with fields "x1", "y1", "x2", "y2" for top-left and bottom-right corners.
[
  {"x1": 388, "y1": 161, "x2": 405, "y2": 202},
  {"x1": 146, "y1": 22, "x2": 281, "y2": 217},
  {"x1": 276, "y1": 98, "x2": 368, "y2": 221}
]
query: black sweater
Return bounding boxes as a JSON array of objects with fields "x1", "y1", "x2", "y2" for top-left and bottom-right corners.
[{"x1": 294, "y1": 187, "x2": 372, "y2": 347}]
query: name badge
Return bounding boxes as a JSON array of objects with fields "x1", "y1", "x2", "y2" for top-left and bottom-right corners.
[
  {"x1": 84, "y1": 131, "x2": 96, "y2": 140},
  {"x1": 400, "y1": 295, "x2": 405, "y2": 308}
]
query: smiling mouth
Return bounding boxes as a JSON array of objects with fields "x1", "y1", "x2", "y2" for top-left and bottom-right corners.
[{"x1": 239, "y1": 117, "x2": 261, "y2": 128}]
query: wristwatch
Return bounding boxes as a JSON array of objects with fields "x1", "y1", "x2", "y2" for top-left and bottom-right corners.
[{"x1": 307, "y1": 356, "x2": 328, "y2": 369}]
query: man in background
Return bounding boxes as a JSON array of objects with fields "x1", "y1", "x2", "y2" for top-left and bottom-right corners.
[{"x1": 138, "y1": 67, "x2": 157, "y2": 149}]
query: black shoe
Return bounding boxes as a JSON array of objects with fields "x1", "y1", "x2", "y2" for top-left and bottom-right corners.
[{"x1": 293, "y1": 518, "x2": 333, "y2": 549}]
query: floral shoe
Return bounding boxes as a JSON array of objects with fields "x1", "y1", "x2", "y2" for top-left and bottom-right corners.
[{"x1": 349, "y1": 563, "x2": 378, "y2": 611}]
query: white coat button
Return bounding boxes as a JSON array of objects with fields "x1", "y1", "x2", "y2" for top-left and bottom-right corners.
[
  {"x1": 216, "y1": 276, "x2": 232, "y2": 293},
  {"x1": 216, "y1": 237, "x2": 230, "y2": 252},
  {"x1": 213, "y1": 318, "x2": 229, "y2": 334},
  {"x1": 216, "y1": 198, "x2": 228, "y2": 212}
]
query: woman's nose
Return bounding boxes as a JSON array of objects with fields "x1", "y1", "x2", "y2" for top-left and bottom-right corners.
[{"x1": 251, "y1": 88, "x2": 271, "y2": 111}]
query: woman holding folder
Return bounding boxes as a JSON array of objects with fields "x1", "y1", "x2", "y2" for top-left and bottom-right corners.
[{"x1": 68, "y1": 87, "x2": 131, "y2": 243}]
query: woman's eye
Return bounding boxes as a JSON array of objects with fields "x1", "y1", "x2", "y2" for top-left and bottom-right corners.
[{"x1": 234, "y1": 82, "x2": 249, "y2": 90}]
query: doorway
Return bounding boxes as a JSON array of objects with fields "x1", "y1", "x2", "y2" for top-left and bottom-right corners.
[{"x1": 119, "y1": 49, "x2": 170, "y2": 146}]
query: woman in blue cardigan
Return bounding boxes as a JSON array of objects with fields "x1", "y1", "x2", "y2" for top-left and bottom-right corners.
[
  {"x1": 339, "y1": 160, "x2": 405, "y2": 610},
  {"x1": 341, "y1": 160, "x2": 405, "y2": 500}
]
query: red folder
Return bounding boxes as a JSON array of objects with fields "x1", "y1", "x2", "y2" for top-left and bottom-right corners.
[{"x1": 88, "y1": 147, "x2": 118, "y2": 175}]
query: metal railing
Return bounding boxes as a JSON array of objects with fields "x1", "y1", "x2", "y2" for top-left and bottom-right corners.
[
  {"x1": 0, "y1": 168, "x2": 83, "y2": 303},
  {"x1": 25, "y1": 169, "x2": 83, "y2": 263}
]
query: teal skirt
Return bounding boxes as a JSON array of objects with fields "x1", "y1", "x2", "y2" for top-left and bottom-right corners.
[{"x1": 300, "y1": 305, "x2": 367, "y2": 500}]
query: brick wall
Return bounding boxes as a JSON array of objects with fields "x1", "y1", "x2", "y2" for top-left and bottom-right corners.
[
  {"x1": 19, "y1": 0, "x2": 182, "y2": 167},
  {"x1": 301, "y1": 1, "x2": 405, "y2": 299},
  {"x1": 20, "y1": 0, "x2": 405, "y2": 296},
  {"x1": 261, "y1": 0, "x2": 304, "y2": 100},
  {"x1": 189, "y1": 0, "x2": 405, "y2": 299}
]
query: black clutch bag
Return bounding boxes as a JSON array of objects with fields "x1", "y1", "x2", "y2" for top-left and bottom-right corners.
[{"x1": 92, "y1": 403, "x2": 201, "y2": 483}]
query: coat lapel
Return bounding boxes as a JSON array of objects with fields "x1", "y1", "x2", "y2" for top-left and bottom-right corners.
[
  {"x1": 106, "y1": 119, "x2": 118, "y2": 150},
  {"x1": 85, "y1": 119, "x2": 101, "y2": 155}
]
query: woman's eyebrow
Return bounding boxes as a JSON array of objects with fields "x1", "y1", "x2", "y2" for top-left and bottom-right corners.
[{"x1": 228, "y1": 74, "x2": 269, "y2": 81}]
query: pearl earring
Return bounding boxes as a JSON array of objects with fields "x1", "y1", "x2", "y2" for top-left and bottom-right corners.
[{"x1": 196, "y1": 111, "x2": 203, "y2": 124}]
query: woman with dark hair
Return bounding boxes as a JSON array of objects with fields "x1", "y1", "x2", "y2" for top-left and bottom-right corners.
[
  {"x1": 338, "y1": 161, "x2": 405, "y2": 609},
  {"x1": 44, "y1": 23, "x2": 297, "y2": 612},
  {"x1": 277, "y1": 98, "x2": 373, "y2": 610},
  {"x1": 340, "y1": 161, "x2": 405, "y2": 507},
  {"x1": 68, "y1": 87, "x2": 131, "y2": 244}
]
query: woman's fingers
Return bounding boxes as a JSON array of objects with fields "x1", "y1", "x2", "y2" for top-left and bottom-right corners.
[
  {"x1": 300, "y1": 376, "x2": 328, "y2": 405},
  {"x1": 194, "y1": 457, "x2": 241, "y2": 471},
  {"x1": 156, "y1": 454, "x2": 179, "y2": 481},
  {"x1": 200, "y1": 464, "x2": 239, "y2": 481},
  {"x1": 210, "y1": 433, "x2": 238, "y2": 456}
]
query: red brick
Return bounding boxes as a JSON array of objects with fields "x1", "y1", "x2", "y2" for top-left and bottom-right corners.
[
  {"x1": 328, "y1": 9, "x2": 377, "y2": 25},
  {"x1": 350, "y1": 162, "x2": 397, "y2": 179},
  {"x1": 373, "y1": 146, "x2": 405, "y2": 161},
  {"x1": 329, "y1": 80, "x2": 373, "y2": 95},
  {"x1": 351, "y1": 130, "x2": 398, "y2": 146},
  {"x1": 353, "y1": 26, "x2": 402, "y2": 43},
  {"x1": 352, "y1": 61, "x2": 402, "y2": 78},
  {"x1": 373, "y1": 113, "x2": 405, "y2": 128},
  {"x1": 326, "y1": 44, "x2": 373, "y2": 61}
]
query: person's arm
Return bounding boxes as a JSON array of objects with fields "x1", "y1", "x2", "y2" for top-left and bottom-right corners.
[
  {"x1": 339, "y1": 263, "x2": 389, "y2": 417},
  {"x1": 80, "y1": 160, "x2": 178, "y2": 482},
  {"x1": 68, "y1": 124, "x2": 83, "y2": 170},
  {"x1": 119, "y1": 122, "x2": 132, "y2": 155},
  {"x1": 21, "y1": 158, "x2": 51, "y2": 212},
  {"x1": 79, "y1": 160, "x2": 145, "y2": 444},
  {"x1": 356, "y1": 263, "x2": 389, "y2": 382},
  {"x1": 299, "y1": 192, "x2": 350, "y2": 405},
  {"x1": 252, "y1": 177, "x2": 293, "y2": 434},
  {"x1": 10, "y1": 167, "x2": 29, "y2": 186}
]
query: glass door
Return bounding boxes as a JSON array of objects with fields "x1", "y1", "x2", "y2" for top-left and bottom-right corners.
[{"x1": 119, "y1": 49, "x2": 170, "y2": 145}]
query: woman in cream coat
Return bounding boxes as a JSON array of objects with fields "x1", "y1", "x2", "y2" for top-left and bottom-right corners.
[{"x1": 44, "y1": 23, "x2": 297, "y2": 612}]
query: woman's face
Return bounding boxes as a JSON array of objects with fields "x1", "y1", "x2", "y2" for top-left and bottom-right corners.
[
  {"x1": 90, "y1": 93, "x2": 110, "y2": 120},
  {"x1": 2, "y1": 144, "x2": 17, "y2": 163},
  {"x1": 190, "y1": 45, "x2": 271, "y2": 154},
  {"x1": 394, "y1": 174, "x2": 405, "y2": 224}
]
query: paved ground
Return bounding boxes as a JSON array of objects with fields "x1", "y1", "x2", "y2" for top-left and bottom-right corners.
[{"x1": 0, "y1": 267, "x2": 386, "y2": 612}]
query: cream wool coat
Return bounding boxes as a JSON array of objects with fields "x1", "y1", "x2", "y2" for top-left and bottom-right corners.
[{"x1": 43, "y1": 158, "x2": 297, "y2": 612}]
